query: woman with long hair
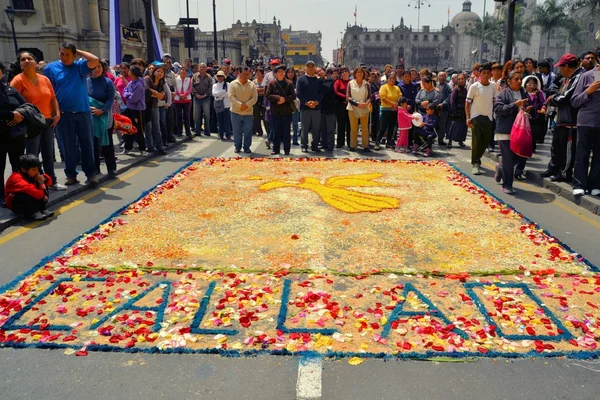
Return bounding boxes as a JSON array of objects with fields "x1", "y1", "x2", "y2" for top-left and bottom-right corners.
[
  {"x1": 285, "y1": 67, "x2": 300, "y2": 145},
  {"x1": 173, "y1": 66, "x2": 193, "y2": 137},
  {"x1": 10, "y1": 51, "x2": 64, "y2": 190},
  {"x1": 88, "y1": 61, "x2": 117, "y2": 176},
  {"x1": 346, "y1": 66, "x2": 372, "y2": 152},
  {"x1": 115, "y1": 62, "x2": 131, "y2": 99},
  {"x1": 447, "y1": 73, "x2": 468, "y2": 148},
  {"x1": 122, "y1": 65, "x2": 147, "y2": 156},
  {"x1": 144, "y1": 64, "x2": 167, "y2": 154},
  {"x1": 334, "y1": 66, "x2": 351, "y2": 148},
  {"x1": 375, "y1": 72, "x2": 402, "y2": 150}
]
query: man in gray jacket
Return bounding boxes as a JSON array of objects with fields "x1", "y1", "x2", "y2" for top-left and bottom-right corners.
[{"x1": 436, "y1": 72, "x2": 452, "y2": 146}]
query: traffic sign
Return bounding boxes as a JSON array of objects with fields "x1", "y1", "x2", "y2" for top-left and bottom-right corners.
[{"x1": 179, "y1": 18, "x2": 199, "y2": 25}]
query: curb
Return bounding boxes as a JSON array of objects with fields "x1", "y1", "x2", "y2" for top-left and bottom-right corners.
[
  {"x1": 0, "y1": 136, "x2": 192, "y2": 232},
  {"x1": 484, "y1": 150, "x2": 600, "y2": 216}
]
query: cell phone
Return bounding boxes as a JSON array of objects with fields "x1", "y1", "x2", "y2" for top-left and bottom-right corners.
[{"x1": 594, "y1": 71, "x2": 600, "y2": 82}]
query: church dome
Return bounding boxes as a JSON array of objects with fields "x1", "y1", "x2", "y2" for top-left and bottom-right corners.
[{"x1": 450, "y1": 1, "x2": 481, "y2": 29}]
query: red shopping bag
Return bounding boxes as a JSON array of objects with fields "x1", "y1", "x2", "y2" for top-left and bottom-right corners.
[
  {"x1": 510, "y1": 109, "x2": 533, "y2": 158},
  {"x1": 113, "y1": 114, "x2": 137, "y2": 135}
]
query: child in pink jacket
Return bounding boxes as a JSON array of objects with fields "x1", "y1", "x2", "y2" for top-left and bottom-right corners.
[{"x1": 395, "y1": 98, "x2": 414, "y2": 152}]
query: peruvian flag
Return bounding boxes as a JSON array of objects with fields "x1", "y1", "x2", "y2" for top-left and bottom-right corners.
[{"x1": 354, "y1": 5, "x2": 357, "y2": 17}]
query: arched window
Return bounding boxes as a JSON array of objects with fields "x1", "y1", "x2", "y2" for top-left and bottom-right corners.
[
  {"x1": 445, "y1": 35, "x2": 450, "y2": 41},
  {"x1": 444, "y1": 50, "x2": 450, "y2": 59},
  {"x1": 398, "y1": 47, "x2": 405, "y2": 58},
  {"x1": 352, "y1": 49, "x2": 358, "y2": 59}
]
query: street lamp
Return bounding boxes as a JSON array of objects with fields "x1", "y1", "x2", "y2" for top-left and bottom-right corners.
[
  {"x1": 4, "y1": 6, "x2": 18, "y2": 57},
  {"x1": 408, "y1": 0, "x2": 430, "y2": 69},
  {"x1": 494, "y1": 0, "x2": 517, "y2": 64}
]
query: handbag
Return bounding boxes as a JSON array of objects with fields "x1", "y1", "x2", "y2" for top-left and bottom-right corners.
[{"x1": 510, "y1": 108, "x2": 533, "y2": 158}]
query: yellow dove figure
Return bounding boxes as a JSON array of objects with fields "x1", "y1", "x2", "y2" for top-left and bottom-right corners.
[{"x1": 258, "y1": 173, "x2": 400, "y2": 213}]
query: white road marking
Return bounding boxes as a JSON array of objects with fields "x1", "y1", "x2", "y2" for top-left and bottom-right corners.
[{"x1": 296, "y1": 357, "x2": 323, "y2": 400}]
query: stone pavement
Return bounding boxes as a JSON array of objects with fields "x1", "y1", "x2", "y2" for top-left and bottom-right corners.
[{"x1": 484, "y1": 131, "x2": 600, "y2": 216}]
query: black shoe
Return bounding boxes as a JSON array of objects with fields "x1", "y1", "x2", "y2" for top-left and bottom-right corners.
[
  {"x1": 168, "y1": 137, "x2": 177, "y2": 143},
  {"x1": 539, "y1": 170, "x2": 553, "y2": 178},
  {"x1": 41, "y1": 210, "x2": 55, "y2": 219},
  {"x1": 284, "y1": 151, "x2": 290, "y2": 155},
  {"x1": 336, "y1": 144, "x2": 344, "y2": 149},
  {"x1": 494, "y1": 164, "x2": 502, "y2": 183},
  {"x1": 157, "y1": 150, "x2": 167, "y2": 155},
  {"x1": 459, "y1": 142, "x2": 466, "y2": 148},
  {"x1": 234, "y1": 148, "x2": 241, "y2": 153},
  {"x1": 438, "y1": 141, "x2": 447, "y2": 146},
  {"x1": 363, "y1": 147, "x2": 371, "y2": 152},
  {"x1": 550, "y1": 174, "x2": 565, "y2": 182},
  {"x1": 515, "y1": 174, "x2": 525, "y2": 181},
  {"x1": 292, "y1": 141, "x2": 300, "y2": 146},
  {"x1": 301, "y1": 146, "x2": 308, "y2": 153},
  {"x1": 204, "y1": 133, "x2": 211, "y2": 136},
  {"x1": 311, "y1": 148, "x2": 321, "y2": 153},
  {"x1": 270, "y1": 151, "x2": 280, "y2": 155},
  {"x1": 244, "y1": 149, "x2": 252, "y2": 154},
  {"x1": 349, "y1": 147, "x2": 356, "y2": 151}
]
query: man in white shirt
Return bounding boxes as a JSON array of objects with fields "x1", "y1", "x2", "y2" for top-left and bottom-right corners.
[{"x1": 465, "y1": 63, "x2": 498, "y2": 175}]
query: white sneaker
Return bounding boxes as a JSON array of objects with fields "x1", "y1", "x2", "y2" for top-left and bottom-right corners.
[
  {"x1": 573, "y1": 189, "x2": 585, "y2": 196},
  {"x1": 140, "y1": 150, "x2": 148, "y2": 156},
  {"x1": 591, "y1": 189, "x2": 600, "y2": 196},
  {"x1": 472, "y1": 165, "x2": 481, "y2": 175},
  {"x1": 49, "y1": 183, "x2": 67, "y2": 191}
]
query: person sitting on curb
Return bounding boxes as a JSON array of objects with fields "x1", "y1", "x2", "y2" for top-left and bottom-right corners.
[{"x1": 4, "y1": 154, "x2": 54, "y2": 220}]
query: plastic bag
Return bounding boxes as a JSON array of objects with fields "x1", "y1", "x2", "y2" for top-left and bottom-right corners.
[{"x1": 510, "y1": 109, "x2": 533, "y2": 158}]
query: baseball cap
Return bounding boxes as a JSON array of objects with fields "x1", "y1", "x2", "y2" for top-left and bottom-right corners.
[
  {"x1": 305, "y1": 60, "x2": 315, "y2": 67},
  {"x1": 270, "y1": 59, "x2": 281, "y2": 66},
  {"x1": 554, "y1": 53, "x2": 578, "y2": 67}
]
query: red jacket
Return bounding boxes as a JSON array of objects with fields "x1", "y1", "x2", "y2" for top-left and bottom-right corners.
[{"x1": 4, "y1": 172, "x2": 52, "y2": 210}]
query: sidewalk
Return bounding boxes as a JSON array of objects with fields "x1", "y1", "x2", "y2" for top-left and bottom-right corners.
[
  {"x1": 484, "y1": 131, "x2": 600, "y2": 216},
  {"x1": 0, "y1": 136, "x2": 191, "y2": 231}
]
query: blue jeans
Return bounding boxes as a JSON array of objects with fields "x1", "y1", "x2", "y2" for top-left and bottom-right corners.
[
  {"x1": 26, "y1": 121, "x2": 57, "y2": 183},
  {"x1": 292, "y1": 111, "x2": 300, "y2": 143},
  {"x1": 145, "y1": 107, "x2": 165, "y2": 152},
  {"x1": 216, "y1": 109, "x2": 232, "y2": 138},
  {"x1": 55, "y1": 112, "x2": 96, "y2": 179},
  {"x1": 194, "y1": 97, "x2": 212, "y2": 134},
  {"x1": 159, "y1": 106, "x2": 168, "y2": 146},
  {"x1": 230, "y1": 113, "x2": 253, "y2": 151}
]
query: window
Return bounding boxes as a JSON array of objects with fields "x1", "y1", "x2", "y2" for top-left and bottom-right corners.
[
  {"x1": 352, "y1": 50, "x2": 358, "y2": 59},
  {"x1": 295, "y1": 52, "x2": 299, "y2": 56},
  {"x1": 400, "y1": 34, "x2": 404, "y2": 40},
  {"x1": 413, "y1": 34, "x2": 418, "y2": 41},
  {"x1": 353, "y1": 34, "x2": 358, "y2": 39},
  {"x1": 376, "y1": 34, "x2": 380, "y2": 41},
  {"x1": 398, "y1": 47, "x2": 405, "y2": 58},
  {"x1": 385, "y1": 34, "x2": 390, "y2": 40},
  {"x1": 423, "y1": 35, "x2": 428, "y2": 41},
  {"x1": 445, "y1": 35, "x2": 450, "y2": 41},
  {"x1": 444, "y1": 50, "x2": 449, "y2": 59},
  {"x1": 13, "y1": 0, "x2": 34, "y2": 9},
  {"x1": 433, "y1": 35, "x2": 438, "y2": 41},
  {"x1": 366, "y1": 34, "x2": 370, "y2": 40}
]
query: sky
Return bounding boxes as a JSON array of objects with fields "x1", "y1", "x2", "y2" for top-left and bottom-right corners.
[{"x1": 158, "y1": 0, "x2": 492, "y2": 62}]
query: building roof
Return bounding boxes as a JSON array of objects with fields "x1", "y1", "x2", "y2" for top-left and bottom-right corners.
[{"x1": 450, "y1": 1, "x2": 481, "y2": 27}]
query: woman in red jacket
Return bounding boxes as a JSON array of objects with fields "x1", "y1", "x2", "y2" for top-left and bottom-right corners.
[
  {"x1": 5, "y1": 154, "x2": 54, "y2": 220},
  {"x1": 334, "y1": 66, "x2": 351, "y2": 148}
]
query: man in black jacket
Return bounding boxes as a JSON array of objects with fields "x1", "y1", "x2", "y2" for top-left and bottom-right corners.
[{"x1": 540, "y1": 54, "x2": 583, "y2": 182}]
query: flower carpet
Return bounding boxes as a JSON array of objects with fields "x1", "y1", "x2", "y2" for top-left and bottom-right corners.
[{"x1": 0, "y1": 158, "x2": 598, "y2": 360}]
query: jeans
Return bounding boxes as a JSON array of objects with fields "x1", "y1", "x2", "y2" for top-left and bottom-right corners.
[
  {"x1": 216, "y1": 109, "x2": 232, "y2": 139},
  {"x1": 292, "y1": 111, "x2": 300, "y2": 143},
  {"x1": 56, "y1": 112, "x2": 96, "y2": 179},
  {"x1": 175, "y1": 102, "x2": 192, "y2": 136},
  {"x1": 271, "y1": 114, "x2": 292, "y2": 154},
  {"x1": 547, "y1": 126, "x2": 577, "y2": 180},
  {"x1": 300, "y1": 109, "x2": 321, "y2": 149},
  {"x1": 231, "y1": 113, "x2": 253, "y2": 151},
  {"x1": 194, "y1": 97, "x2": 212, "y2": 134},
  {"x1": 348, "y1": 111, "x2": 370, "y2": 149},
  {"x1": 438, "y1": 110, "x2": 449, "y2": 144},
  {"x1": 123, "y1": 108, "x2": 146, "y2": 151},
  {"x1": 26, "y1": 121, "x2": 57, "y2": 183},
  {"x1": 94, "y1": 128, "x2": 117, "y2": 175},
  {"x1": 159, "y1": 106, "x2": 168, "y2": 146},
  {"x1": 471, "y1": 116, "x2": 493, "y2": 166},
  {"x1": 320, "y1": 113, "x2": 336, "y2": 151},
  {"x1": 0, "y1": 134, "x2": 25, "y2": 200},
  {"x1": 498, "y1": 139, "x2": 524, "y2": 190},
  {"x1": 144, "y1": 107, "x2": 165, "y2": 152},
  {"x1": 377, "y1": 109, "x2": 397, "y2": 145},
  {"x1": 335, "y1": 102, "x2": 350, "y2": 147},
  {"x1": 573, "y1": 126, "x2": 600, "y2": 191}
]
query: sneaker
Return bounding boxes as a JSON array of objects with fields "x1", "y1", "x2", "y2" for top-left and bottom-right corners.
[
  {"x1": 494, "y1": 164, "x2": 502, "y2": 183},
  {"x1": 270, "y1": 151, "x2": 280, "y2": 155},
  {"x1": 41, "y1": 210, "x2": 54, "y2": 219},
  {"x1": 423, "y1": 148, "x2": 431, "y2": 157},
  {"x1": 550, "y1": 174, "x2": 565, "y2": 182},
  {"x1": 234, "y1": 148, "x2": 241, "y2": 153},
  {"x1": 85, "y1": 176, "x2": 99, "y2": 186},
  {"x1": 487, "y1": 147, "x2": 495, "y2": 153},
  {"x1": 573, "y1": 188, "x2": 585, "y2": 196},
  {"x1": 394, "y1": 147, "x2": 400, "y2": 153},
  {"x1": 49, "y1": 183, "x2": 67, "y2": 191},
  {"x1": 501, "y1": 187, "x2": 515, "y2": 195},
  {"x1": 591, "y1": 189, "x2": 600, "y2": 196},
  {"x1": 515, "y1": 174, "x2": 525, "y2": 181},
  {"x1": 412, "y1": 144, "x2": 418, "y2": 153},
  {"x1": 204, "y1": 132, "x2": 211, "y2": 137},
  {"x1": 374, "y1": 144, "x2": 381, "y2": 150},
  {"x1": 64, "y1": 177, "x2": 78, "y2": 186},
  {"x1": 301, "y1": 146, "x2": 308, "y2": 153},
  {"x1": 472, "y1": 165, "x2": 481, "y2": 175},
  {"x1": 311, "y1": 148, "x2": 322, "y2": 153},
  {"x1": 121, "y1": 149, "x2": 133, "y2": 155},
  {"x1": 140, "y1": 150, "x2": 148, "y2": 157},
  {"x1": 31, "y1": 211, "x2": 45, "y2": 221}
]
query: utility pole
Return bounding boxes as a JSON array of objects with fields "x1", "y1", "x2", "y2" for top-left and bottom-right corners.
[
  {"x1": 213, "y1": 0, "x2": 218, "y2": 62},
  {"x1": 480, "y1": 0, "x2": 487, "y2": 62},
  {"x1": 504, "y1": 0, "x2": 517, "y2": 64},
  {"x1": 408, "y1": 0, "x2": 431, "y2": 69},
  {"x1": 186, "y1": 0, "x2": 191, "y2": 59}
]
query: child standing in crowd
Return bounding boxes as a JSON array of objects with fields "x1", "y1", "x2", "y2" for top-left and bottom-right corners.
[
  {"x1": 413, "y1": 104, "x2": 439, "y2": 157},
  {"x1": 4, "y1": 154, "x2": 54, "y2": 220},
  {"x1": 122, "y1": 65, "x2": 147, "y2": 156},
  {"x1": 395, "y1": 97, "x2": 414, "y2": 153}
]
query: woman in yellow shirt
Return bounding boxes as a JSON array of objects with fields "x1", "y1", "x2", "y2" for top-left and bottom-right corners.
[{"x1": 375, "y1": 72, "x2": 402, "y2": 150}]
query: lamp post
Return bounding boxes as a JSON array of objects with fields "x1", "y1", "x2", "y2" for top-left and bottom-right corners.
[
  {"x1": 408, "y1": 0, "x2": 430, "y2": 69},
  {"x1": 4, "y1": 6, "x2": 18, "y2": 57},
  {"x1": 213, "y1": 0, "x2": 218, "y2": 62}
]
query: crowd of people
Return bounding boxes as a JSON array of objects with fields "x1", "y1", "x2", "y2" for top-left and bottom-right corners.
[{"x1": 1, "y1": 41, "x2": 599, "y2": 221}]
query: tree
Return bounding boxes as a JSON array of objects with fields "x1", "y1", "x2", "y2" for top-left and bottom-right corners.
[
  {"x1": 532, "y1": 0, "x2": 572, "y2": 59},
  {"x1": 567, "y1": 0, "x2": 600, "y2": 14}
]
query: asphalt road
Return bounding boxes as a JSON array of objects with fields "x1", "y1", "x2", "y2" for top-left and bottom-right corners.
[{"x1": 1, "y1": 137, "x2": 599, "y2": 400}]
